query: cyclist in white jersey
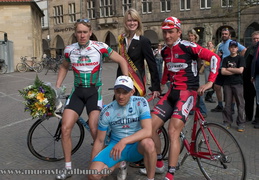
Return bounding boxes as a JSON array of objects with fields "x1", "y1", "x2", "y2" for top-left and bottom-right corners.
[
  {"x1": 55, "y1": 19, "x2": 128, "y2": 180},
  {"x1": 88, "y1": 76, "x2": 156, "y2": 180}
]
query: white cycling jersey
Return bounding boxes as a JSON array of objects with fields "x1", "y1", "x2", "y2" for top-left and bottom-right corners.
[{"x1": 64, "y1": 40, "x2": 113, "y2": 88}]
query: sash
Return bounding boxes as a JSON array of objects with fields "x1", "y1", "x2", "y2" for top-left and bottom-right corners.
[{"x1": 118, "y1": 34, "x2": 146, "y2": 96}]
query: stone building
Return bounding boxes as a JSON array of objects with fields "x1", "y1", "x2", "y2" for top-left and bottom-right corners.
[
  {"x1": 44, "y1": 0, "x2": 259, "y2": 58},
  {"x1": 0, "y1": 0, "x2": 44, "y2": 69}
]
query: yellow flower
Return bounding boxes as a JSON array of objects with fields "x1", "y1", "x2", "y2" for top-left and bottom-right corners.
[
  {"x1": 35, "y1": 102, "x2": 46, "y2": 113},
  {"x1": 36, "y1": 93, "x2": 45, "y2": 102}
]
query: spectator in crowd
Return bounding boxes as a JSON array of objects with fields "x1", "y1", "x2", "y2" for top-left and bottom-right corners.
[
  {"x1": 153, "y1": 43, "x2": 164, "y2": 82},
  {"x1": 250, "y1": 32, "x2": 259, "y2": 129},
  {"x1": 211, "y1": 28, "x2": 246, "y2": 113},
  {"x1": 187, "y1": 29, "x2": 208, "y2": 118},
  {"x1": 221, "y1": 40, "x2": 246, "y2": 132},
  {"x1": 204, "y1": 41, "x2": 216, "y2": 103},
  {"x1": 243, "y1": 31, "x2": 259, "y2": 126}
]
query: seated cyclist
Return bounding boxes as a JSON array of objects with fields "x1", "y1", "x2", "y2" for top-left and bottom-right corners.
[
  {"x1": 88, "y1": 75, "x2": 156, "y2": 180},
  {"x1": 139, "y1": 17, "x2": 221, "y2": 180}
]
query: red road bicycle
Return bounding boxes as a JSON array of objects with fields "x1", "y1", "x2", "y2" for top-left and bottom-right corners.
[{"x1": 145, "y1": 92, "x2": 246, "y2": 180}]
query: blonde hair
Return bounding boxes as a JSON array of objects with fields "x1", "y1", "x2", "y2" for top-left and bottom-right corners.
[
  {"x1": 123, "y1": 8, "x2": 143, "y2": 37},
  {"x1": 74, "y1": 21, "x2": 91, "y2": 31},
  {"x1": 188, "y1": 29, "x2": 199, "y2": 43}
]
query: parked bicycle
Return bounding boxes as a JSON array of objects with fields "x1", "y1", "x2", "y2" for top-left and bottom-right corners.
[
  {"x1": 146, "y1": 92, "x2": 246, "y2": 180},
  {"x1": 16, "y1": 56, "x2": 43, "y2": 73},
  {"x1": 43, "y1": 57, "x2": 60, "y2": 75},
  {"x1": 0, "y1": 58, "x2": 8, "y2": 74}
]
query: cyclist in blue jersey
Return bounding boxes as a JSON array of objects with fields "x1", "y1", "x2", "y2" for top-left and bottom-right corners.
[
  {"x1": 55, "y1": 19, "x2": 128, "y2": 180},
  {"x1": 88, "y1": 76, "x2": 156, "y2": 180}
]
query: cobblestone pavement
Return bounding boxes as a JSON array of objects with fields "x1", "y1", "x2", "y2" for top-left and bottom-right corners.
[{"x1": 0, "y1": 62, "x2": 258, "y2": 180}]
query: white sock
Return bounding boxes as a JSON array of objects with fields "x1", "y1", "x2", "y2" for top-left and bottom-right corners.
[
  {"x1": 120, "y1": 161, "x2": 127, "y2": 169},
  {"x1": 147, "y1": 178, "x2": 154, "y2": 180},
  {"x1": 65, "y1": 162, "x2": 72, "y2": 169}
]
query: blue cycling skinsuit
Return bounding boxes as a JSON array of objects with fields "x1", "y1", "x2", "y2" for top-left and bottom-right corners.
[{"x1": 92, "y1": 96, "x2": 151, "y2": 167}]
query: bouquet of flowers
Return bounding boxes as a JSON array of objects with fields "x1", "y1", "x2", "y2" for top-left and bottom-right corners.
[{"x1": 19, "y1": 75, "x2": 57, "y2": 119}]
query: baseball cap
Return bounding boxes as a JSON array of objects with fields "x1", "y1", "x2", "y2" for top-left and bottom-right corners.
[
  {"x1": 114, "y1": 76, "x2": 134, "y2": 92},
  {"x1": 229, "y1": 40, "x2": 238, "y2": 47},
  {"x1": 161, "y1": 16, "x2": 181, "y2": 30}
]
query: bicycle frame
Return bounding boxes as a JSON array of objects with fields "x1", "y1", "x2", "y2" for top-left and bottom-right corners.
[
  {"x1": 21, "y1": 57, "x2": 35, "y2": 68},
  {"x1": 181, "y1": 106, "x2": 224, "y2": 160}
]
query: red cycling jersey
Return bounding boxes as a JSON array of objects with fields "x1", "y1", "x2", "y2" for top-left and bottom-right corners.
[{"x1": 161, "y1": 39, "x2": 221, "y2": 90}]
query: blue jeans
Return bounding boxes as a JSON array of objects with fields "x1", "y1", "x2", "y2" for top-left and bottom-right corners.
[
  {"x1": 199, "y1": 95, "x2": 207, "y2": 114},
  {"x1": 155, "y1": 58, "x2": 163, "y2": 81}
]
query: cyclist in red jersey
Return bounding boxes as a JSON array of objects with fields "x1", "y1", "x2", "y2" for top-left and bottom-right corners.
[{"x1": 139, "y1": 17, "x2": 221, "y2": 180}]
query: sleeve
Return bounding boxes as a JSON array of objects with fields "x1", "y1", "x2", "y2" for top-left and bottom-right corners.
[
  {"x1": 238, "y1": 43, "x2": 246, "y2": 52},
  {"x1": 64, "y1": 46, "x2": 71, "y2": 62},
  {"x1": 141, "y1": 36, "x2": 161, "y2": 91},
  {"x1": 96, "y1": 41, "x2": 113, "y2": 58},
  {"x1": 98, "y1": 108, "x2": 110, "y2": 131},
  {"x1": 139, "y1": 97, "x2": 151, "y2": 120},
  {"x1": 193, "y1": 46, "x2": 221, "y2": 83}
]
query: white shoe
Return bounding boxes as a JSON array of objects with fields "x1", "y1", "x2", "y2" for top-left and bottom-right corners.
[
  {"x1": 139, "y1": 165, "x2": 165, "y2": 175},
  {"x1": 56, "y1": 168, "x2": 72, "y2": 180},
  {"x1": 117, "y1": 161, "x2": 127, "y2": 180}
]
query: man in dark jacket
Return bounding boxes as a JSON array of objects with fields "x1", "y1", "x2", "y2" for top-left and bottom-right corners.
[{"x1": 243, "y1": 31, "x2": 259, "y2": 128}]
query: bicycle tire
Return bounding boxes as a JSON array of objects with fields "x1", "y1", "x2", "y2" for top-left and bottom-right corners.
[
  {"x1": 27, "y1": 116, "x2": 85, "y2": 162},
  {"x1": 195, "y1": 122, "x2": 246, "y2": 180},
  {"x1": 33, "y1": 62, "x2": 43, "y2": 73},
  {"x1": 157, "y1": 126, "x2": 169, "y2": 160},
  {"x1": 16, "y1": 63, "x2": 28, "y2": 72},
  {"x1": 0, "y1": 64, "x2": 7, "y2": 74}
]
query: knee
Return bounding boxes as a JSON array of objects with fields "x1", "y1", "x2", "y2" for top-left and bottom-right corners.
[
  {"x1": 140, "y1": 138, "x2": 156, "y2": 153},
  {"x1": 168, "y1": 128, "x2": 179, "y2": 141},
  {"x1": 61, "y1": 124, "x2": 72, "y2": 137}
]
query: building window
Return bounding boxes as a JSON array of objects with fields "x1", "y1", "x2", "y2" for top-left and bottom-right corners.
[
  {"x1": 180, "y1": 0, "x2": 190, "y2": 10},
  {"x1": 68, "y1": 3, "x2": 76, "y2": 23},
  {"x1": 41, "y1": 17, "x2": 45, "y2": 27},
  {"x1": 87, "y1": 0, "x2": 96, "y2": 19},
  {"x1": 200, "y1": 0, "x2": 211, "y2": 9},
  {"x1": 122, "y1": 0, "x2": 132, "y2": 15},
  {"x1": 53, "y1": 5, "x2": 63, "y2": 24},
  {"x1": 161, "y1": 0, "x2": 171, "y2": 12},
  {"x1": 221, "y1": 0, "x2": 233, "y2": 7},
  {"x1": 100, "y1": 0, "x2": 113, "y2": 17},
  {"x1": 142, "y1": 0, "x2": 152, "y2": 14},
  {"x1": 246, "y1": 0, "x2": 259, "y2": 4}
]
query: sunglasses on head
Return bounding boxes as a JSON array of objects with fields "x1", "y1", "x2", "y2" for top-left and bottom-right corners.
[{"x1": 77, "y1": 19, "x2": 90, "y2": 23}]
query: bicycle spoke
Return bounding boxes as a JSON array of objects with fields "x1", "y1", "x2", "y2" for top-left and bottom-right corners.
[
  {"x1": 195, "y1": 123, "x2": 246, "y2": 180},
  {"x1": 27, "y1": 117, "x2": 84, "y2": 162}
]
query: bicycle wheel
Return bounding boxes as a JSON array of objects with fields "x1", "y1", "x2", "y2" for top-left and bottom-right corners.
[
  {"x1": 27, "y1": 116, "x2": 85, "y2": 162},
  {"x1": 16, "y1": 63, "x2": 28, "y2": 72},
  {"x1": 195, "y1": 122, "x2": 246, "y2": 180},
  {"x1": 0, "y1": 64, "x2": 7, "y2": 74},
  {"x1": 33, "y1": 62, "x2": 43, "y2": 73},
  {"x1": 157, "y1": 126, "x2": 169, "y2": 160}
]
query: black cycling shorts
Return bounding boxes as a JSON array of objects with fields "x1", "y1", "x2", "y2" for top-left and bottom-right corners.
[{"x1": 65, "y1": 86, "x2": 101, "y2": 116}]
